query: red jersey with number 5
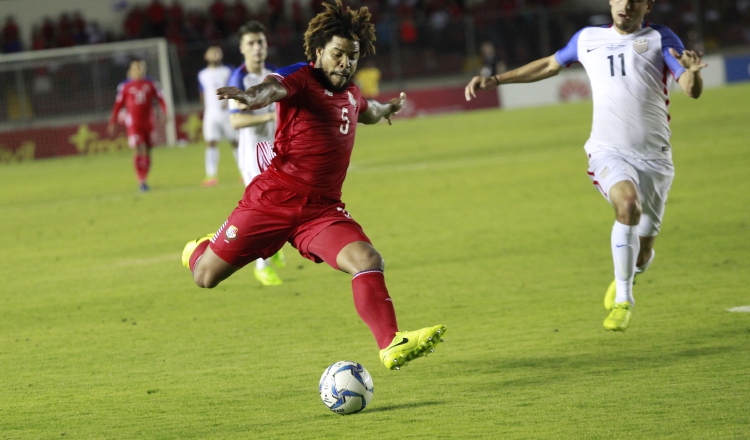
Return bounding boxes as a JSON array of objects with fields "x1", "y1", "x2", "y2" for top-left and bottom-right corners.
[
  {"x1": 109, "y1": 78, "x2": 167, "y2": 130},
  {"x1": 269, "y1": 62, "x2": 369, "y2": 200}
]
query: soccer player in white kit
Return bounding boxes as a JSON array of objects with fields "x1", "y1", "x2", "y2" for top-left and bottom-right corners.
[
  {"x1": 227, "y1": 21, "x2": 286, "y2": 286},
  {"x1": 198, "y1": 46, "x2": 239, "y2": 187},
  {"x1": 465, "y1": 0, "x2": 707, "y2": 331}
]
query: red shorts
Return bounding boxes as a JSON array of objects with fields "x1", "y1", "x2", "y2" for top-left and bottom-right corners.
[
  {"x1": 209, "y1": 169, "x2": 371, "y2": 269},
  {"x1": 126, "y1": 126, "x2": 154, "y2": 148}
]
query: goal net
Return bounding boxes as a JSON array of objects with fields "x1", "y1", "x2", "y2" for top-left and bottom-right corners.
[{"x1": 0, "y1": 38, "x2": 177, "y2": 161}]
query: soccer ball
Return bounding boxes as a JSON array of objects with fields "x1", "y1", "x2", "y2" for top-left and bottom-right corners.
[{"x1": 319, "y1": 361, "x2": 374, "y2": 414}]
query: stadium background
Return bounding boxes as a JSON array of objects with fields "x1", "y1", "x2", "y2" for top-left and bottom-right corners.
[
  {"x1": 2, "y1": 2, "x2": 750, "y2": 437},
  {"x1": 1, "y1": 0, "x2": 749, "y2": 162}
]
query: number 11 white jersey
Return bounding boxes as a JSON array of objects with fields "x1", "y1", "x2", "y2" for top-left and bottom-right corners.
[{"x1": 555, "y1": 23, "x2": 687, "y2": 160}]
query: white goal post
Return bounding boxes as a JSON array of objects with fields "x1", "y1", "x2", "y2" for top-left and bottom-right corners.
[{"x1": 0, "y1": 38, "x2": 177, "y2": 147}]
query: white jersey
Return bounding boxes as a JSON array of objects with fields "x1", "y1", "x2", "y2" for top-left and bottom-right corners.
[
  {"x1": 198, "y1": 65, "x2": 233, "y2": 119},
  {"x1": 228, "y1": 64, "x2": 276, "y2": 184},
  {"x1": 555, "y1": 23, "x2": 687, "y2": 160}
]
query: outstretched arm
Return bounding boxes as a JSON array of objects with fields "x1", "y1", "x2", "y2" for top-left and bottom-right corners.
[
  {"x1": 230, "y1": 111, "x2": 276, "y2": 130},
  {"x1": 358, "y1": 92, "x2": 406, "y2": 125},
  {"x1": 670, "y1": 48, "x2": 706, "y2": 99},
  {"x1": 465, "y1": 54, "x2": 563, "y2": 101},
  {"x1": 217, "y1": 77, "x2": 288, "y2": 110}
]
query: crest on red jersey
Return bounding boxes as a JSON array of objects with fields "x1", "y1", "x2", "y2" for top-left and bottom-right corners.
[
  {"x1": 225, "y1": 225, "x2": 238, "y2": 241},
  {"x1": 347, "y1": 91, "x2": 357, "y2": 107}
]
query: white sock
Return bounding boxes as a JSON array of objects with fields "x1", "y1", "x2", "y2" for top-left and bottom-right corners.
[
  {"x1": 612, "y1": 220, "x2": 639, "y2": 305},
  {"x1": 255, "y1": 258, "x2": 272, "y2": 270},
  {"x1": 635, "y1": 248, "x2": 655, "y2": 275},
  {"x1": 205, "y1": 147, "x2": 219, "y2": 178}
]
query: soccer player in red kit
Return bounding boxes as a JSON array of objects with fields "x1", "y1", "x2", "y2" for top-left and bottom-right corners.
[
  {"x1": 108, "y1": 58, "x2": 167, "y2": 192},
  {"x1": 181, "y1": 0, "x2": 445, "y2": 370}
]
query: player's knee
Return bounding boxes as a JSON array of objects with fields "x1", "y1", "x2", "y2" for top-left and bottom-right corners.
[
  {"x1": 193, "y1": 267, "x2": 220, "y2": 289},
  {"x1": 615, "y1": 197, "x2": 642, "y2": 224},
  {"x1": 353, "y1": 247, "x2": 384, "y2": 272},
  {"x1": 365, "y1": 249, "x2": 384, "y2": 271}
]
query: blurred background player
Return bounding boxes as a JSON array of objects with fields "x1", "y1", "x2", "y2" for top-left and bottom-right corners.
[
  {"x1": 108, "y1": 57, "x2": 167, "y2": 192},
  {"x1": 465, "y1": 0, "x2": 706, "y2": 332},
  {"x1": 478, "y1": 40, "x2": 506, "y2": 79},
  {"x1": 227, "y1": 21, "x2": 285, "y2": 286},
  {"x1": 353, "y1": 58, "x2": 381, "y2": 98},
  {"x1": 198, "y1": 46, "x2": 239, "y2": 187}
]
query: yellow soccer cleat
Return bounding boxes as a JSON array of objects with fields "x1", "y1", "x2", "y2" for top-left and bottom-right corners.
[
  {"x1": 182, "y1": 234, "x2": 213, "y2": 269},
  {"x1": 270, "y1": 249, "x2": 287, "y2": 269},
  {"x1": 603, "y1": 302, "x2": 633, "y2": 332},
  {"x1": 380, "y1": 324, "x2": 446, "y2": 370},
  {"x1": 604, "y1": 279, "x2": 616, "y2": 310},
  {"x1": 254, "y1": 266, "x2": 283, "y2": 286}
]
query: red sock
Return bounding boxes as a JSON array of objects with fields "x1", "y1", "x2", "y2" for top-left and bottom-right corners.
[
  {"x1": 352, "y1": 270, "x2": 399, "y2": 349},
  {"x1": 134, "y1": 155, "x2": 150, "y2": 181},
  {"x1": 189, "y1": 240, "x2": 210, "y2": 272},
  {"x1": 133, "y1": 155, "x2": 142, "y2": 181},
  {"x1": 142, "y1": 156, "x2": 151, "y2": 180}
]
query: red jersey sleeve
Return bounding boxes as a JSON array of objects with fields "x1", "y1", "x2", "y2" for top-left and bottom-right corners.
[
  {"x1": 269, "y1": 62, "x2": 310, "y2": 98},
  {"x1": 109, "y1": 81, "x2": 127, "y2": 124},
  {"x1": 357, "y1": 90, "x2": 369, "y2": 114}
]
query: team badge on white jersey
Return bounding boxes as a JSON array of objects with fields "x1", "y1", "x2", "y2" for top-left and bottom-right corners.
[{"x1": 633, "y1": 38, "x2": 649, "y2": 54}]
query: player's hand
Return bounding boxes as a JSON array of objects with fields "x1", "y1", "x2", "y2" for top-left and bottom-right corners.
[
  {"x1": 217, "y1": 86, "x2": 248, "y2": 104},
  {"x1": 384, "y1": 92, "x2": 406, "y2": 126},
  {"x1": 669, "y1": 48, "x2": 707, "y2": 72},
  {"x1": 464, "y1": 76, "x2": 498, "y2": 101},
  {"x1": 107, "y1": 123, "x2": 115, "y2": 136}
]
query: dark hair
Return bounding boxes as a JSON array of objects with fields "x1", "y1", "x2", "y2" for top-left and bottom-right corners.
[
  {"x1": 238, "y1": 20, "x2": 266, "y2": 38},
  {"x1": 303, "y1": 0, "x2": 376, "y2": 61}
]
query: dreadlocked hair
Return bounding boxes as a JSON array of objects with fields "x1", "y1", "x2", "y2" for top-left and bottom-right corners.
[{"x1": 303, "y1": 0, "x2": 376, "y2": 61}]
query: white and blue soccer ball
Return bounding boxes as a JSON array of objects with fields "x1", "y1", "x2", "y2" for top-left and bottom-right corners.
[{"x1": 319, "y1": 361, "x2": 374, "y2": 414}]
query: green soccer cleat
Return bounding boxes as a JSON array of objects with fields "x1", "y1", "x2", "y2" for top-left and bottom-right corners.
[
  {"x1": 604, "y1": 279, "x2": 616, "y2": 310},
  {"x1": 604, "y1": 276, "x2": 641, "y2": 310},
  {"x1": 603, "y1": 302, "x2": 633, "y2": 332},
  {"x1": 269, "y1": 249, "x2": 287, "y2": 269},
  {"x1": 380, "y1": 324, "x2": 446, "y2": 370},
  {"x1": 254, "y1": 266, "x2": 283, "y2": 286},
  {"x1": 182, "y1": 234, "x2": 213, "y2": 269}
]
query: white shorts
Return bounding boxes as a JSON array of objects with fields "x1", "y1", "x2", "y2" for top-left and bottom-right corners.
[
  {"x1": 586, "y1": 149, "x2": 675, "y2": 237},
  {"x1": 202, "y1": 114, "x2": 237, "y2": 143},
  {"x1": 238, "y1": 141, "x2": 276, "y2": 186}
]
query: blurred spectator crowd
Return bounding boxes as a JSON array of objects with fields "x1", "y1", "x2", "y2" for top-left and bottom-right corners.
[
  {"x1": 1, "y1": 0, "x2": 750, "y2": 96},
  {"x1": 2, "y1": 0, "x2": 750, "y2": 55}
]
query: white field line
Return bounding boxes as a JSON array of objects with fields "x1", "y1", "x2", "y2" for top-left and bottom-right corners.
[
  {"x1": 110, "y1": 253, "x2": 178, "y2": 268},
  {"x1": 727, "y1": 306, "x2": 750, "y2": 313},
  {"x1": 0, "y1": 183, "x2": 222, "y2": 213}
]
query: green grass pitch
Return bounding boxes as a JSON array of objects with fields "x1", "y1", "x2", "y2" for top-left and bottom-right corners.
[{"x1": 1, "y1": 83, "x2": 749, "y2": 438}]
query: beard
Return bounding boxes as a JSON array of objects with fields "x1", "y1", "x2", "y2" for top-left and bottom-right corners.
[{"x1": 315, "y1": 68, "x2": 350, "y2": 93}]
